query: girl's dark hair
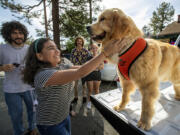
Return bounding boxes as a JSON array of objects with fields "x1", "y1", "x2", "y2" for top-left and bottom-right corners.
[
  {"x1": 1, "y1": 21, "x2": 29, "y2": 43},
  {"x1": 74, "y1": 36, "x2": 84, "y2": 47},
  {"x1": 23, "y1": 38, "x2": 52, "y2": 86}
]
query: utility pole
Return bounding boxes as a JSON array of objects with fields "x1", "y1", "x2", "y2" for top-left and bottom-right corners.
[
  {"x1": 43, "y1": 0, "x2": 48, "y2": 37},
  {"x1": 89, "y1": 0, "x2": 93, "y2": 45}
]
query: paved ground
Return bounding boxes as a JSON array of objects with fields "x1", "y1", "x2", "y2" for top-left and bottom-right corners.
[
  {"x1": 70, "y1": 80, "x2": 119, "y2": 135},
  {"x1": 0, "y1": 73, "x2": 119, "y2": 135}
]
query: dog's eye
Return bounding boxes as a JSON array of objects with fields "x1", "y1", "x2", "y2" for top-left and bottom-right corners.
[{"x1": 100, "y1": 17, "x2": 105, "y2": 22}]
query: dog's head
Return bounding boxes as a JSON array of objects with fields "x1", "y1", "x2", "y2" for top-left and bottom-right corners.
[{"x1": 87, "y1": 8, "x2": 143, "y2": 44}]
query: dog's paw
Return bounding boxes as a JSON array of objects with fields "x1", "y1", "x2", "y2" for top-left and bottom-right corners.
[
  {"x1": 113, "y1": 105, "x2": 124, "y2": 112},
  {"x1": 137, "y1": 120, "x2": 151, "y2": 131}
]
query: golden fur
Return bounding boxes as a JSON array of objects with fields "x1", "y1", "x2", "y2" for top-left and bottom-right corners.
[{"x1": 88, "y1": 8, "x2": 180, "y2": 130}]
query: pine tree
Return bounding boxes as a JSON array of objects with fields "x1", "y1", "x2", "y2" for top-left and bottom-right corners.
[
  {"x1": 149, "y1": 2, "x2": 175, "y2": 35},
  {"x1": 0, "y1": 0, "x2": 102, "y2": 48}
]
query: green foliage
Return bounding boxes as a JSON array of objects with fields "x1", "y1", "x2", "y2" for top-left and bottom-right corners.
[
  {"x1": 58, "y1": 0, "x2": 102, "y2": 41},
  {"x1": 60, "y1": 9, "x2": 90, "y2": 39},
  {"x1": 149, "y1": 2, "x2": 174, "y2": 35},
  {"x1": 0, "y1": 41, "x2": 5, "y2": 45},
  {"x1": 66, "y1": 38, "x2": 75, "y2": 53},
  {"x1": 0, "y1": 0, "x2": 102, "y2": 47},
  {"x1": 25, "y1": 36, "x2": 35, "y2": 45},
  {"x1": 35, "y1": 29, "x2": 52, "y2": 39},
  {"x1": 0, "y1": 0, "x2": 43, "y2": 24},
  {"x1": 59, "y1": 0, "x2": 102, "y2": 44}
]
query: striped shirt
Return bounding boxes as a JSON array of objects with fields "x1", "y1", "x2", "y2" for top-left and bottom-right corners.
[{"x1": 34, "y1": 62, "x2": 74, "y2": 125}]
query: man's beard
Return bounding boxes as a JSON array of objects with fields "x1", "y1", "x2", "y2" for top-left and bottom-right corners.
[
  {"x1": 11, "y1": 38, "x2": 24, "y2": 45},
  {"x1": 77, "y1": 43, "x2": 83, "y2": 47}
]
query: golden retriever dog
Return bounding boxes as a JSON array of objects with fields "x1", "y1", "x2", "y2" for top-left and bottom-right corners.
[{"x1": 87, "y1": 8, "x2": 180, "y2": 130}]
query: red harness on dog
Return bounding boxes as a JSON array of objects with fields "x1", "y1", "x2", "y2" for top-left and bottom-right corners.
[{"x1": 118, "y1": 38, "x2": 147, "y2": 80}]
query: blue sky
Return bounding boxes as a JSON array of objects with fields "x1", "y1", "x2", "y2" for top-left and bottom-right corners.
[
  {"x1": 103, "y1": 0, "x2": 180, "y2": 29},
  {"x1": 0, "y1": 0, "x2": 180, "y2": 43}
]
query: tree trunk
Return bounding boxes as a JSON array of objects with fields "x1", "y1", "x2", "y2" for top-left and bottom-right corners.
[{"x1": 52, "y1": 0, "x2": 60, "y2": 49}]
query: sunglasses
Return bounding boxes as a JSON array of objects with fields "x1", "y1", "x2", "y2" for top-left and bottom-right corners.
[{"x1": 13, "y1": 63, "x2": 20, "y2": 67}]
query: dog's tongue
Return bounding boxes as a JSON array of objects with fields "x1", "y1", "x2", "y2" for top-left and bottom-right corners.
[
  {"x1": 92, "y1": 32, "x2": 106, "y2": 40},
  {"x1": 99, "y1": 32, "x2": 106, "y2": 37}
]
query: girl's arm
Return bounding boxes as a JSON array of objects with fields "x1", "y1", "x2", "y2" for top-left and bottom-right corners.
[
  {"x1": 45, "y1": 39, "x2": 124, "y2": 86},
  {"x1": 70, "y1": 65, "x2": 80, "y2": 69},
  {"x1": 45, "y1": 52, "x2": 106, "y2": 86}
]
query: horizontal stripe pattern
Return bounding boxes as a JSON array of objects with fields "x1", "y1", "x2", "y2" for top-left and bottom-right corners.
[{"x1": 34, "y1": 64, "x2": 74, "y2": 125}]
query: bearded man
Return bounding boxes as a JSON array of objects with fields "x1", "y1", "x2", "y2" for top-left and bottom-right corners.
[{"x1": 0, "y1": 21, "x2": 38, "y2": 135}]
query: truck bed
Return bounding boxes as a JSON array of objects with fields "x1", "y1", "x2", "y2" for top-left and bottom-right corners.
[{"x1": 91, "y1": 83, "x2": 180, "y2": 135}]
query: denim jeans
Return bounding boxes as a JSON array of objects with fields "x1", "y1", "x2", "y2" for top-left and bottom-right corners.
[
  {"x1": 37, "y1": 115, "x2": 71, "y2": 135},
  {"x1": 4, "y1": 91, "x2": 36, "y2": 135}
]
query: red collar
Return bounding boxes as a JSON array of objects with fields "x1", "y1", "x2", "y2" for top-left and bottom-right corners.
[{"x1": 118, "y1": 38, "x2": 147, "y2": 80}]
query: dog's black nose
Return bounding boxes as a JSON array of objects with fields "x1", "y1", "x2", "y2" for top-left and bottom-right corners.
[
  {"x1": 86, "y1": 26, "x2": 90, "y2": 30},
  {"x1": 86, "y1": 26, "x2": 92, "y2": 35}
]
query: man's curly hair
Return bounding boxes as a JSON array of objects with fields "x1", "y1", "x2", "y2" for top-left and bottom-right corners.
[
  {"x1": 74, "y1": 36, "x2": 85, "y2": 47},
  {"x1": 0, "y1": 21, "x2": 29, "y2": 43}
]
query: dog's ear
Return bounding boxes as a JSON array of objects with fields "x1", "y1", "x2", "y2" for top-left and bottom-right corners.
[
  {"x1": 111, "y1": 10, "x2": 119, "y2": 38},
  {"x1": 111, "y1": 10, "x2": 130, "y2": 39}
]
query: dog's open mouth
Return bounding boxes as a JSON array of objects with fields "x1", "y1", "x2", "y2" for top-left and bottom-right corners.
[{"x1": 92, "y1": 31, "x2": 106, "y2": 41}]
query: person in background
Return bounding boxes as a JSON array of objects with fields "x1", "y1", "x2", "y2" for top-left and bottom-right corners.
[
  {"x1": 70, "y1": 36, "x2": 90, "y2": 104},
  {"x1": 82, "y1": 44, "x2": 104, "y2": 109},
  {"x1": 0, "y1": 21, "x2": 38, "y2": 135},
  {"x1": 22, "y1": 37, "x2": 123, "y2": 135}
]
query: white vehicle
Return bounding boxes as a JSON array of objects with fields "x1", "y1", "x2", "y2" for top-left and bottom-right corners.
[
  {"x1": 0, "y1": 71, "x2": 5, "y2": 78},
  {"x1": 100, "y1": 60, "x2": 118, "y2": 81},
  {"x1": 175, "y1": 34, "x2": 180, "y2": 47}
]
